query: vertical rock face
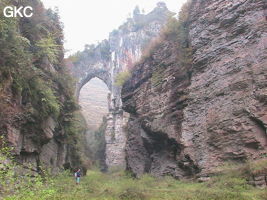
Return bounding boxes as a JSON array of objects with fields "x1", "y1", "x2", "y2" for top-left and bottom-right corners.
[
  {"x1": 184, "y1": 0, "x2": 267, "y2": 176},
  {"x1": 122, "y1": 38, "x2": 194, "y2": 177},
  {"x1": 0, "y1": 0, "x2": 88, "y2": 174},
  {"x1": 106, "y1": 4, "x2": 171, "y2": 169},
  {"x1": 122, "y1": 0, "x2": 267, "y2": 178},
  {"x1": 71, "y1": 3, "x2": 172, "y2": 169}
]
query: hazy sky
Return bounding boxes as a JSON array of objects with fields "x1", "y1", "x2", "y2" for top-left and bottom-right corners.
[{"x1": 42, "y1": 0, "x2": 188, "y2": 54}]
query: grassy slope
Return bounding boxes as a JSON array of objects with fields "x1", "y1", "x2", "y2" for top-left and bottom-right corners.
[{"x1": 3, "y1": 169, "x2": 266, "y2": 200}]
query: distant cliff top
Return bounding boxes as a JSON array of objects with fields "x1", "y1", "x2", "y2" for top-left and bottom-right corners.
[
  {"x1": 69, "y1": 2, "x2": 173, "y2": 79},
  {"x1": 110, "y1": 2, "x2": 174, "y2": 36}
]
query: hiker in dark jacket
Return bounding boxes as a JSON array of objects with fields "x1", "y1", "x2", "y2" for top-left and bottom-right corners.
[{"x1": 74, "y1": 169, "x2": 81, "y2": 184}]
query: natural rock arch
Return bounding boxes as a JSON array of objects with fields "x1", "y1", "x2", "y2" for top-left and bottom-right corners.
[
  {"x1": 70, "y1": 4, "x2": 171, "y2": 170},
  {"x1": 75, "y1": 68, "x2": 112, "y2": 100}
]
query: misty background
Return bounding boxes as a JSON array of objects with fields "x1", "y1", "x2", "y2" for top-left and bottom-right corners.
[{"x1": 42, "y1": 0, "x2": 187, "y2": 54}]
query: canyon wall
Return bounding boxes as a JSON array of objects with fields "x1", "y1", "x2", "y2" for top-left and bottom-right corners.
[
  {"x1": 122, "y1": 0, "x2": 267, "y2": 180},
  {"x1": 71, "y1": 3, "x2": 172, "y2": 169},
  {"x1": 0, "y1": 0, "x2": 89, "y2": 174}
]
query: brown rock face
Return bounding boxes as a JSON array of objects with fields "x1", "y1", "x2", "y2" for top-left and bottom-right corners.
[
  {"x1": 183, "y1": 0, "x2": 267, "y2": 176},
  {"x1": 0, "y1": 0, "x2": 89, "y2": 174},
  {"x1": 122, "y1": 0, "x2": 267, "y2": 178},
  {"x1": 71, "y1": 3, "x2": 172, "y2": 169},
  {"x1": 122, "y1": 38, "x2": 195, "y2": 177}
]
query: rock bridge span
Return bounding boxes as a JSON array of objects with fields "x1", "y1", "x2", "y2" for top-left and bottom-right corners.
[
  {"x1": 70, "y1": 3, "x2": 171, "y2": 169},
  {"x1": 75, "y1": 66, "x2": 112, "y2": 100}
]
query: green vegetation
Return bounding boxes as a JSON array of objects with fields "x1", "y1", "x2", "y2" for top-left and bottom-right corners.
[
  {"x1": 98, "y1": 40, "x2": 111, "y2": 61},
  {"x1": 2, "y1": 135, "x2": 267, "y2": 200},
  {"x1": 137, "y1": 0, "x2": 193, "y2": 88},
  {"x1": 1, "y1": 166, "x2": 267, "y2": 200},
  {"x1": 162, "y1": 0, "x2": 193, "y2": 66},
  {"x1": 29, "y1": 77, "x2": 61, "y2": 118},
  {"x1": 0, "y1": 0, "x2": 89, "y2": 173},
  {"x1": 86, "y1": 117, "x2": 107, "y2": 169},
  {"x1": 0, "y1": 0, "x2": 65, "y2": 120},
  {"x1": 142, "y1": 0, "x2": 192, "y2": 63},
  {"x1": 63, "y1": 111, "x2": 92, "y2": 170},
  {"x1": 64, "y1": 111, "x2": 87, "y2": 145},
  {"x1": 36, "y1": 35, "x2": 61, "y2": 65},
  {"x1": 216, "y1": 159, "x2": 267, "y2": 176},
  {"x1": 115, "y1": 71, "x2": 131, "y2": 86},
  {"x1": 247, "y1": 159, "x2": 267, "y2": 176},
  {"x1": 140, "y1": 37, "x2": 162, "y2": 62},
  {"x1": 151, "y1": 66, "x2": 165, "y2": 87},
  {"x1": 0, "y1": 136, "x2": 57, "y2": 199},
  {"x1": 70, "y1": 40, "x2": 111, "y2": 65}
]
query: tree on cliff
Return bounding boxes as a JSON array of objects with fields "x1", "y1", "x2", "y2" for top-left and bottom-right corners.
[
  {"x1": 0, "y1": 0, "x2": 91, "y2": 175},
  {"x1": 133, "y1": 5, "x2": 141, "y2": 17}
]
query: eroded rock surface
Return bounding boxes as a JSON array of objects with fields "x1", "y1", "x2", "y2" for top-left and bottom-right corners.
[
  {"x1": 0, "y1": 0, "x2": 88, "y2": 174},
  {"x1": 71, "y1": 3, "x2": 172, "y2": 169},
  {"x1": 122, "y1": 0, "x2": 267, "y2": 178}
]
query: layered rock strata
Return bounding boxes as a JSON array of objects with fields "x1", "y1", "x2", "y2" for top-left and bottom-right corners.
[
  {"x1": 122, "y1": 0, "x2": 267, "y2": 179},
  {"x1": 71, "y1": 3, "x2": 172, "y2": 169},
  {"x1": 0, "y1": 0, "x2": 88, "y2": 174}
]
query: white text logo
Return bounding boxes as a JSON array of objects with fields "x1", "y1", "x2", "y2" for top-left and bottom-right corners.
[{"x1": 3, "y1": 6, "x2": 33, "y2": 18}]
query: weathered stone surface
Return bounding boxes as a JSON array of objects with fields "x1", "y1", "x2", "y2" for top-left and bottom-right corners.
[
  {"x1": 7, "y1": 126, "x2": 22, "y2": 155},
  {"x1": 39, "y1": 139, "x2": 64, "y2": 173},
  {"x1": 183, "y1": 0, "x2": 267, "y2": 176},
  {"x1": 250, "y1": 174, "x2": 267, "y2": 188},
  {"x1": 41, "y1": 117, "x2": 56, "y2": 140},
  {"x1": 71, "y1": 3, "x2": 171, "y2": 169},
  {"x1": 122, "y1": 38, "x2": 195, "y2": 177},
  {"x1": 0, "y1": 0, "x2": 87, "y2": 174},
  {"x1": 122, "y1": 0, "x2": 267, "y2": 178}
]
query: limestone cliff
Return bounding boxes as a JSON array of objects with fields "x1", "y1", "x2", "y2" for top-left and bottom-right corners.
[
  {"x1": 122, "y1": 0, "x2": 267, "y2": 183},
  {"x1": 0, "y1": 0, "x2": 89, "y2": 174},
  {"x1": 70, "y1": 3, "x2": 172, "y2": 169}
]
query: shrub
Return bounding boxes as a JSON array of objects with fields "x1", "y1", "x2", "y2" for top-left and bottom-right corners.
[
  {"x1": 68, "y1": 52, "x2": 81, "y2": 63},
  {"x1": 246, "y1": 159, "x2": 267, "y2": 176},
  {"x1": 29, "y1": 77, "x2": 61, "y2": 119},
  {"x1": 36, "y1": 35, "x2": 61, "y2": 65},
  {"x1": 151, "y1": 67, "x2": 165, "y2": 87},
  {"x1": 140, "y1": 37, "x2": 163, "y2": 62},
  {"x1": 86, "y1": 117, "x2": 107, "y2": 169},
  {"x1": 51, "y1": 67, "x2": 76, "y2": 99},
  {"x1": 115, "y1": 71, "x2": 131, "y2": 86},
  {"x1": 138, "y1": 0, "x2": 193, "y2": 69},
  {"x1": 98, "y1": 40, "x2": 111, "y2": 61},
  {"x1": 216, "y1": 159, "x2": 267, "y2": 178},
  {"x1": 119, "y1": 188, "x2": 147, "y2": 200},
  {"x1": 162, "y1": 17, "x2": 181, "y2": 40},
  {"x1": 63, "y1": 111, "x2": 92, "y2": 170},
  {"x1": 64, "y1": 112, "x2": 87, "y2": 144}
]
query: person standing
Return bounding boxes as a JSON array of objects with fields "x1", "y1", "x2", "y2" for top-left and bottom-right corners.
[{"x1": 74, "y1": 169, "x2": 81, "y2": 185}]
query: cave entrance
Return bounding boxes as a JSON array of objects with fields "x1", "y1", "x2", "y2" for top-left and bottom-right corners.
[{"x1": 78, "y1": 77, "x2": 110, "y2": 131}]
